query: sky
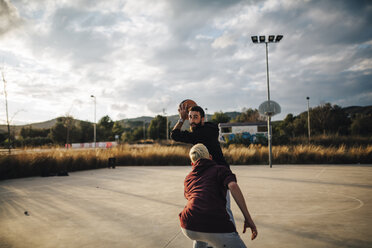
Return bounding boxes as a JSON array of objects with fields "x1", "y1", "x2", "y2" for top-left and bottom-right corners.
[{"x1": 0, "y1": 0, "x2": 371, "y2": 125}]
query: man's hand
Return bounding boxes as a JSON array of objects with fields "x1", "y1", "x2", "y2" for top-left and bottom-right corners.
[
  {"x1": 243, "y1": 219, "x2": 257, "y2": 240},
  {"x1": 178, "y1": 104, "x2": 188, "y2": 120}
]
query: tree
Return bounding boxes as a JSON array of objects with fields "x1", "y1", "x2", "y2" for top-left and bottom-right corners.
[
  {"x1": 121, "y1": 127, "x2": 144, "y2": 142},
  {"x1": 112, "y1": 121, "x2": 125, "y2": 139},
  {"x1": 351, "y1": 114, "x2": 372, "y2": 135},
  {"x1": 49, "y1": 117, "x2": 79, "y2": 145},
  {"x1": 282, "y1": 114, "x2": 295, "y2": 137},
  {"x1": 148, "y1": 115, "x2": 167, "y2": 140},
  {"x1": 0, "y1": 132, "x2": 6, "y2": 143},
  {"x1": 275, "y1": 113, "x2": 295, "y2": 138},
  {"x1": 97, "y1": 115, "x2": 114, "y2": 141},
  {"x1": 211, "y1": 111, "x2": 230, "y2": 124},
  {"x1": 233, "y1": 108, "x2": 266, "y2": 123},
  {"x1": 310, "y1": 103, "x2": 350, "y2": 135},
  {"x1": 20, "y1": 126, "x2": 49, "y2": 138},
  {"x1": 49, "y1": 120, "x2": 67, "y2": 145},
  {"x1": 293, "y1": 114, "x2": 307, "y2": 136},
  {"x1": 63, "y1": 116, "x2": 75, "y2": 145},
  {"x1": 78, "y1": 121, "x2": 93, "y2": 143}
]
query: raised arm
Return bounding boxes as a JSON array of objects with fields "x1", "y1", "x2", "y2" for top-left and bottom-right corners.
[
  {"x1": 228, "y1": 181, "x2": 258, "y2": 240},
  {"x1": 172, "y1": 103, "x2": 188, "y2": 131}
]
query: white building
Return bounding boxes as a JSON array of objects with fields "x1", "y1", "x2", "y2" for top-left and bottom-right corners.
[{"x1": 218, "y1": 122, "x2": 267, "y2": 143}]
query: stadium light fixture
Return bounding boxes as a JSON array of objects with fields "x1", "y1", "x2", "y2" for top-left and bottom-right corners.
[
  {"x1": 251, "y1": 36, "x2": 258, "y2": 43},
  {"x1": 275, "y1": 35, "x2": 283, "y2": 42}
]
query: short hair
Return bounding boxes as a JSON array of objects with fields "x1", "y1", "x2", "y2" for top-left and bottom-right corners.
[
  {"x1": 190, "y1": 106, "x2": 205, "y2": 118},
  {"x1": 189, "y1": 143, "x2": 210, "y2": 163}
]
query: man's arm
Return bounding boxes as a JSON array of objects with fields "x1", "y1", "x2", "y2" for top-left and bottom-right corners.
[
  {"x1": 172, "y1": 103, "x2": 188, "y2": 131},
  {"x1": 228, "y1": 181, "x2": 258, "y2": 240},
  {"x1": 170, "y1": 103, "x2": 194, "y2": 142},
  {"x1": 170, "y1": 124, "x2": 195, "y2": 143},
  {"x1": 172, "y1": 119, "x2": 184, "y2": 131}
]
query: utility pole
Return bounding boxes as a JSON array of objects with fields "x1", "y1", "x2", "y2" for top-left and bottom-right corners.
[
  {"x1": 163, "y1": 108, "x2": 168, "y2": 141},
  {"x1": 143, "y1": 121, "x2": 146, "y2": 140},
  {"x1": 1, "y1": 70, "x2": 11, "y2": 154},
  {"x1": 306, "y1": 97, "x2": 311, "y2": 143},
  {"x1": 90, "y1": 95, "x2": 96, "y2": 148}
]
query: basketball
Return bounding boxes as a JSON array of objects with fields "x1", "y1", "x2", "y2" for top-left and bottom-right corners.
[{"x1": 179, "y1": 99, "x2": 197, "y2": 112}]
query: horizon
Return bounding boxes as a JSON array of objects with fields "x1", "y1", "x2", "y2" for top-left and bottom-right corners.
[{"x1": 1, "y1": 103, "x2": 370, "y2": 127}]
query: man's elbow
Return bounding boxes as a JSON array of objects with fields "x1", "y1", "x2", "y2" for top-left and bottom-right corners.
[
  {"x1": 228, "y1": 181, "x2": 239, "y2": 191},
  {"x1": 170, "y1": 132, "x2": 178, "y2": 141}
]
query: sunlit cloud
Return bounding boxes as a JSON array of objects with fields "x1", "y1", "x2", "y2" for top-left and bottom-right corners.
[{"x1": 0, "y1": 0, "x2": 370, "y2": 125}]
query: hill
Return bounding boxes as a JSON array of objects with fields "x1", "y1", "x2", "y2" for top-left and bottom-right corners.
[
  {"x1": 1, "y1": 106, "x2": 370, "y2": 135},
  {"x1": 343, "y1": 106, "x2": 372, "y2": 116},
  {"x1": 0, "y1": 119, "x2": 57, "y2": 134}
]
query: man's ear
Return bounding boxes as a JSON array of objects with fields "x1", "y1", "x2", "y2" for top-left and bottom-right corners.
[
  {"x1": 209, "y1": 154, "x2": 213, "y2": 160},
  {"x1": 201, "y1": 117, "x2": 205, "y2": 124}
]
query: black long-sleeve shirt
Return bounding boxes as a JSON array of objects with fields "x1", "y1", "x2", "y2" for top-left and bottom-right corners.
[{"x1": 170, "y1": 122, "x2": 229, "y2": 167}]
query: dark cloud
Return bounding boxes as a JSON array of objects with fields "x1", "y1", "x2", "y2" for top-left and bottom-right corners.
[
  {"x1": 0, "y1": 0, "x2": 23, "y2": 36},
  {"x1": 165, "y1": 0, "x2": 243, "y2": 41},
  {"x1": 114, "y1": 79, "x2": 158, "y2": 102},
  {"x1": 111, "y1": 103, "x2": 128, "y2": 111},
  {"x1": 28, "y1": 6, "x2": 127, "y2": 66}
]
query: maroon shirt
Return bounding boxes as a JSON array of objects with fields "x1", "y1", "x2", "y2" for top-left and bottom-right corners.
[{"x1": 179, "y1": 159, "x2": 237, "y2": 233}]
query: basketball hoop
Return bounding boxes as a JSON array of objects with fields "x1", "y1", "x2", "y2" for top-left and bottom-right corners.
[{"x1": 259, "y1": 100, "x2": 281, "y2": 117}]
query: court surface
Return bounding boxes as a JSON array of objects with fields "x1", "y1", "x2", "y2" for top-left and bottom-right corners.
[{"x1": 1, "y1": 165, "x2": 371, "y2": 248}]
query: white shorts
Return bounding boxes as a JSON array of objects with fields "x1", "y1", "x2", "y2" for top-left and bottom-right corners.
[{"x1": 181, "y1": 228, "x2": 246, "y2": 248}]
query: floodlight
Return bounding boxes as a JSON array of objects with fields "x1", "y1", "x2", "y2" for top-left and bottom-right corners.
[
  {"x1": 250, "y1": 33, "x2": 284, "y2": 168},
  {"x1": 251, "y1": 36, "x2": 258, "y2": 43},
  {"x1": 275, "y1": 35, "x2": 283, "y2": 42}
]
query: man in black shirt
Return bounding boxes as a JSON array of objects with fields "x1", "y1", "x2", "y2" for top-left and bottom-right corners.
[
  {"x1": 170, "y1": 105, "x2": 228, "y2": 167},
  {"x1": 171, "y1": 104, "x2": 235, "y2": 248}
]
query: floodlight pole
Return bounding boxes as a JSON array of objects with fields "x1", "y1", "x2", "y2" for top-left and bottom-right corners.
[
  {"x1": 306, "y1": 97, "x2": 311, "y2": 143},
  {"x1": 143, "y1": 121, "x2": 146, "y2": 140},
  {"x1": 1, "y1": 70, "x2": 11, "y2": 154},
  {"x1": 265, "y1": 42, "x2": 273, "y2": 168},
  {"x1": 252, "y1": 35, "x2": 283, "y2": 168},
  {"x1": 90, "y1": 95, "x2": 96, "y2": 148},
  {"x1": 163, "y1": 108, "x2": 168, "y2": 141}
]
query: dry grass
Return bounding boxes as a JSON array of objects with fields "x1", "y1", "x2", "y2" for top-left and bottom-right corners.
[
  {"x1": 1, "y1": 144, "x2": 371, "y2": 180},
  {"x1": 223, "y1": 144, "x2": 372, "y2": 165},
  {"x1": 290, "y1": 134, "x2": 372, "y2": 147},
  {"x1": 0, "y1": 145, "x2": 191, "y2": 180}
]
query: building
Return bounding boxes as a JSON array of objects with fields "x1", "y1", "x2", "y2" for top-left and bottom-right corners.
[{"x1": 218, "y1": 122, "x2": 268, "y2": 143}]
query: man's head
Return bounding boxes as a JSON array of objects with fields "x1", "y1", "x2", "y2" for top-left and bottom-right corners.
[
  {"x1": 189, "y1": 106, "x2": 205, "y2": 130},
  {"x1": 189, "y1": 143, "x2": 211, "y2": 164}
]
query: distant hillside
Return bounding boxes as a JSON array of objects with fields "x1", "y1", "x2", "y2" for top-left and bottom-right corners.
[
  {"x1": 1, "y1": 105, "x2": 370, "y2": 135},
  {"x1": 0, "y1": 119, "x2": 57, "y2": 134},
  {"x1": 224, "y1": 111, "x2": 241, "y2": 121},
  {"x1": 343, "y1": 106, "x2": 372, "y2": 116}
]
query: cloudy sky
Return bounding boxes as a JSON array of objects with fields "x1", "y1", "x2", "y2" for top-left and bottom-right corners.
[{"x1": 0, "y1": 0, "x2": 371, "y2": 125}]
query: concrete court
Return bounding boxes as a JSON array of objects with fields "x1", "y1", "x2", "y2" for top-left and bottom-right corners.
[{"x1": 0, "y1": 165, "x2": 372, "y2": 248}]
